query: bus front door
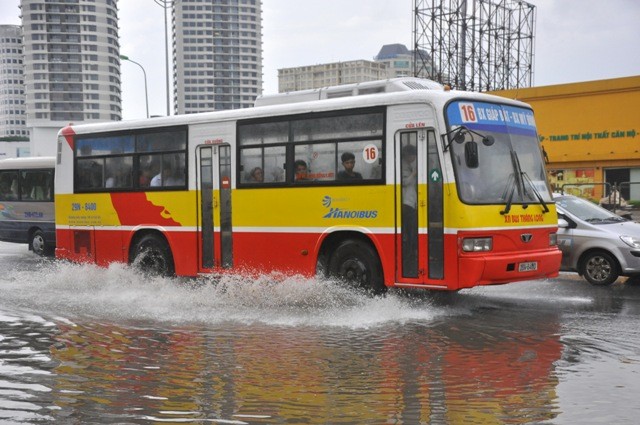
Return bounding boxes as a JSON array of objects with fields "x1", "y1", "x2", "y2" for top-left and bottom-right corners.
[
  {"x1": 197, "y1": 145, "x2": 233, "y2": 271},
  {"x1": 396, "y1": 129, "x2": 444, "y2": 285}
]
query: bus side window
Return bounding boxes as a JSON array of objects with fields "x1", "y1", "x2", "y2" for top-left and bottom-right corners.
[
  {"x1": 77, "y1": 159, "x2": 104, "y2": 190},
  {"x1": 0, "y1": 172, "x2": 19, "y2": 200},
  {"x1": 0, "y1": 173, "x2": 13, "y2": 200},
  {"x1": 10, "y1": 178, "x2": 19, "y2": 198}
]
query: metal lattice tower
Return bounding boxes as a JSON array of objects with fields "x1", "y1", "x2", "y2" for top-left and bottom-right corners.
[{"x1": 413, "y1": 0, "x2": 536, "y2": 91}]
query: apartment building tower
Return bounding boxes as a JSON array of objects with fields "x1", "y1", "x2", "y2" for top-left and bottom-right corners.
[
  {"x1": 20, "y1": 0, "x2": 121, "y2": 154},
  {"x1": 0, "y1": 25, "x2": 28, "y2": 139},
  {"x1": 172, "y1": 0, "x2": 263, "y2": 113},
  {"x1": 278, "y1": 60, "x2": 388, "y2": 93},
  {"x1": 374, "y1": 43, "x2": 434, "y2": 80},
  {"x1": 277, "y1": 44, "x2": 435, "y2": 93}
]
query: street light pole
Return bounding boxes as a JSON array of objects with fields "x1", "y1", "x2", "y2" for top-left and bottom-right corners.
[
  {"x1": 120, "y1": 55, "x2": 149, "y2": 118},
  {"x1": 153, "y1": 0, "x2": 175, "y2": 116}
]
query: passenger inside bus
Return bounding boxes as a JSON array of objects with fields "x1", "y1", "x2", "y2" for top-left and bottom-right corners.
[
  {"x1": 294, "y1": 160, "x2": 310, "y2": 181},
  {"x1": 10, "y1": 178, "x2": 19, "y2": 198},
  {"x1": 139, "y1": 168, "x2": 153, "y2": 187},
  {"x1": 337, "y1": 152, "x2": 363, "y2": 180},
  {"x1": 30, "y1": 183, "x2": 46, "y2": 200},
  {"x1": 248, "y1": 167, "x2": 264, "y2": 183},
  {"x1": 151, "y1": 162, "x2": 184, "y2": 187}
]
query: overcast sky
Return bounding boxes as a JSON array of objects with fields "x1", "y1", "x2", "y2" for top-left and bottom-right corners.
[{"x1": 1, "y1": 0, "x2": 638, "y2": 120}]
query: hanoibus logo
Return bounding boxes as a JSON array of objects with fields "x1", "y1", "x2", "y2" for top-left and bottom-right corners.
[{"x1": 321, "y1": 196, "x2": 378, "y2": 219}]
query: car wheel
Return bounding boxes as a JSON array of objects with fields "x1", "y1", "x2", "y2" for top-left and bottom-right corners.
[
  {"x1": 328, "y1": 239, "x2": 386, "y2": 295},
  {"x1": 579, "y1": 250, "x2": 619, "y2": 286}
]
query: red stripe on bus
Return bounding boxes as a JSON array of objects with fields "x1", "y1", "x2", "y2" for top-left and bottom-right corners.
[
  {"x1": 110, "y1": 192, "x2": 182, "y2": 226},
  {"x1": 60, "y1": 126, "x2": 76, "y2": 150}
]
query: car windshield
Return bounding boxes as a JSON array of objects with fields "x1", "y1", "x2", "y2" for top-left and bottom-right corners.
[
  {"x1": 555, "y1": 196, "x2": 627, "y2": 223},
  {"x1": 446, "y1": 101, "x2": 552, "y2": 205}
]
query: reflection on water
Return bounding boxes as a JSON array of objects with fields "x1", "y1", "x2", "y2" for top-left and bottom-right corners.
[{"x1": 0, "y1": 259, "x2": 637, "y2": 423}]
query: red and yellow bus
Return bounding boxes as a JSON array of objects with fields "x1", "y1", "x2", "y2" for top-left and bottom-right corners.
[{"x1": 55, "y1": 78, "x2": 561, "y2": 293}]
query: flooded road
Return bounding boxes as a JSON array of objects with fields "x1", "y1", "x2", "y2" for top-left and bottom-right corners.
[{"x1": 1, "y1": 242, "x2": 640, "y2": 424}]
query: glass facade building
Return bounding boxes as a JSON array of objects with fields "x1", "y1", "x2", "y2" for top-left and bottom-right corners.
[
  {"x1": 0, "y1": 25, "x2": 28, "y2": 138},
  {"x1": 172, "y1": 0, "x2": 263, "y2": 113},
  {"x1": 20, "y1": 0, "x2": 122, "y2": 126}
]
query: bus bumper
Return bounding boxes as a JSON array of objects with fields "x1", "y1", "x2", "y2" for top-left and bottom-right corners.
[{"x1": 457, "y1": 248, "x2": 562, "y2": 289}]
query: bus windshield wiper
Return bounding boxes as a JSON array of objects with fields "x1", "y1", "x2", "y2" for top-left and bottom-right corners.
[
  {"x1": 500, "y1": 150, "x2": 525, "y2": 215},
  {"x1": 521, "y1": 172, "x2": 550, "y2": 213},
  {"x1": 501, "y1": 150, "x2": 549, "y2": 215},
  {"x1": 500, "y1": 173, "x2": 517, "y2": 215}
]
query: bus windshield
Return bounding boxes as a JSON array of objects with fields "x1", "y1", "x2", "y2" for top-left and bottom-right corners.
[{"x1": 446, "y1": 101, "x2": 552, "y2": 205}]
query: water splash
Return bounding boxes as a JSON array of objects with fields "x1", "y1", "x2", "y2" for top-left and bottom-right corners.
[{"x1": 0, "y1": 259, "x2": 450, "y2": 329}]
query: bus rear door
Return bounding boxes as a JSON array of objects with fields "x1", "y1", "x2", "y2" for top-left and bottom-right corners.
[{"x1": 197, "y1": 144, "x2": 233, "y2": 271}]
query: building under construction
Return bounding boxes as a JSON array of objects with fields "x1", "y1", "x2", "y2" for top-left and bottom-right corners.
[{"x1": 414, "y1": 0, "x2": 535, "y2": 91}]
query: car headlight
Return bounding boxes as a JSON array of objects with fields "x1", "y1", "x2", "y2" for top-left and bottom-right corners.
[{"x1": 620, "y1": 235, "x2": 640, "y2": 249}]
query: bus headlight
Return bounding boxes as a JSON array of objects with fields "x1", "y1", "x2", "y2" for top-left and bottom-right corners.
[
  {"x1": 549, "y1": 233, "x2": 558, "y2": 246},
  {"x1": 462, "y1": 237, "x2": 492, "y2": 252}
]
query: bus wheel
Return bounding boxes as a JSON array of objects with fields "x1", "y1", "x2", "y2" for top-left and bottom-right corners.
[
  {"x1": 328, "y1": 239, "x2": 386, "y2": 295},
  {"x1": 30, "y1": 230, "x2": 48, "y2": 257},
  {"x1": 132, "y1": 234, "x2": 175, "y2": 277}
]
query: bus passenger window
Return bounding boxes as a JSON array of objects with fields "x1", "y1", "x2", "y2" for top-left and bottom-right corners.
[
  {"x1": 337, "y1": 140, "x2": 383, "y2": 181},
  {"x1": 138, "y1": 155, "x2": 158, "y2": 188},
  {"x1": 0, "y1": 180, "x2": 11, "y2": 201},
  {"x1": 149, "y1": 153, "x2": 185, "y2": 187},
  {"x1": 105, "y1": 156, "x2": 133, "y2": 189},
  {"x1": 22, "y1": 170, "x2": 47, "y2": 200},
  {"x1": 294, "y1": 144, "x2": 336, "y2": 182},
  {"x1": 77, "y1": 159, "x2": 104, "y2": 189}
]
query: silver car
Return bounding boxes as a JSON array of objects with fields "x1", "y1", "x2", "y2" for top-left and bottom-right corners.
[{"x1": 555, "y1": 194, "x2": 640, "y2": 285}]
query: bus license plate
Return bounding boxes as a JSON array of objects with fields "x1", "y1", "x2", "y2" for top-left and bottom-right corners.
[{"x1": 518, "y1": 261, "x2": 538, "y2": 272}]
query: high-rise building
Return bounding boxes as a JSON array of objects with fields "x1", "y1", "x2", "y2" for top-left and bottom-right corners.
[
  {"x1": 277, "y1": 44, "x2": 434, "y2": 93},
  {"x1": 374, "y1": 44, "x2": 434, "y2": 80},
  {"x1": 278, "y1": 60, "x2": 388, "y2": 93},
  {"x1": 0, "y1": 25, "x2": 28, "y2": 139},
  {"x1": 172, "y1": 0, "x2": 263, "y2": 114},
  {"x1": 20, "y1": 0, "x2": 121, "y2": 155}
]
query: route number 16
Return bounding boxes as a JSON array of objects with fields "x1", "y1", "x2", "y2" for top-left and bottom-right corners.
[
  {"x1": 459, "y1": 103, "x2": 478, "y2": 123},
  {"x1": 362, "y1": 144, "x2": 379, "y2": 164}
]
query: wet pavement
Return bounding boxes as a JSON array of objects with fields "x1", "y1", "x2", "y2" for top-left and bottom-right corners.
[{"x1": 1, "y1": 242, "x2": 640, "y2": 424}]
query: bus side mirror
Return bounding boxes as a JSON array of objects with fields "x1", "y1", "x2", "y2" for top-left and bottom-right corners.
[
  {"x1": 464, "y1": 141, "x2": 479, "y2": 168},
  {"x1": 483, "y1": 135, "x2": 495, "y2": 146}
]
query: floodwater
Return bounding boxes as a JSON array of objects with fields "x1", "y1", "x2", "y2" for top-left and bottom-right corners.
[{"x1": 1, "y1": 243, "x2": 640, "y2": 424}]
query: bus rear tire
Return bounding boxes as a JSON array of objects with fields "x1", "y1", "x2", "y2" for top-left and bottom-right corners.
[
  {"x1": 132, "y1": 234, "x2": 175, "y2": 277},
  {"x1": 30, "y1": 229, "x2": 49, "y2": 257},
  {"x1": 328, "y1": 239, "x2": 386, "y2": 295}
]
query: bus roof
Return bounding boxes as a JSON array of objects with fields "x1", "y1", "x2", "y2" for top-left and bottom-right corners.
[
  {"x1": 0, "y1": 156, "x2": 55, "y2": 170},
  {"x1": 254, "y1": 77, "x2": 446, "y2": 106},
  {"x1": 59, "y1": 78, "x2": 532, "y2": 137}
]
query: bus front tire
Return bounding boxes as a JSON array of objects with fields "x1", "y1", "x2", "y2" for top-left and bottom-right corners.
[
  {"x1": 132, "y1": 234, "x2": 175, "y2": 277},
  {"x1": 328, "y1": 239, "x2": 386, "y2": 295},
  {"x1": 30, "y1": 229, "x2": 49, "y2": 257}
]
